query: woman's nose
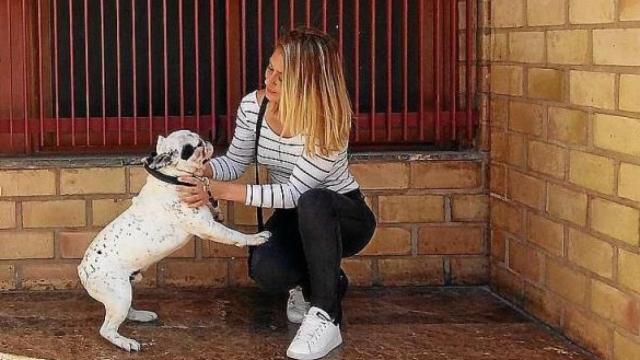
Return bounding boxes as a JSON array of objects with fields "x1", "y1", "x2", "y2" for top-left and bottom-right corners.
[{"x1": 265, "y1": 72, "x2": 279, "y2": 87}]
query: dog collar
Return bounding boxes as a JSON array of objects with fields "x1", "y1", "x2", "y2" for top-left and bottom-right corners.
[{"x1": 143, "y1": 162, "x2": 196, "y2": 187}]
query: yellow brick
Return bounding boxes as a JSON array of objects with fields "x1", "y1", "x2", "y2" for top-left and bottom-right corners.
[
  {"x1": 361, "y1": 227, "x2": 412, "y2": 256},
  {"x1": 418, "y1": 226, "x2": 485, "y2": 255},
  {"x1": 528, "y1": 68, "x2": 564, "y2": 102},
  {"x1": 162, "y1": 260, "x2": 228, "y2": 288},
  {"x1": 350, "y1": 163, "x2": 409, "y2": 189},
  {"x1": 547, "y1": 184, "x2": 588, "y2": 226},
  {"x1": 59, "y1": 231, "x2": 97, "y2": 258},
  {"x1": 379, "y1": 195, "x2": 444, "y2": 223},
  {"x1": 619, "y1": 163, "x2": 640, "y2": 202},
  {"x1": 0, "y1": 232, "x2": 54, "y2": 259},
  {"x1": 594, "y1": 29, "x2": 640, "y2": 66},
  {"x1": 527, "y1": 213, "x2": 564, "y2": 256},
  {"x1": 169, "y1": 239, "x2": 196, "y2": 258},
  {"x1": 491, "y1": 130, "x2": 508, "y2": 163},
  {"x1": 490, "y1": 163, "x2": 507, "y2": 196},
  {"x1": 619, "y1": 74, "x2": 640, "y2": 113},
  {"x1": 451, "y1": 256, "x2": 489, "y2": 285},
  {"x1": 547, "y1": 30, "x2": 589, "y2": 65},
  {"x1": 491, "y1": 229, "x2": 507, "y2": 263},
  {"x1": 591, "y1": 280, "x2": 639, "y2": 332},
  {"x1": 509, "y1": 101, "x2": 544, "y2": 136},
  {"x1": 524, "y1": 285, "x2": 563, "y2": 328},
  {"x1": 378, "y1": 257, "x2": 444, "y2": 286},
  {"x1": 564, "y1": 308, "x2": 613, "y2": 359},
  {"x1": 0, "y1": 201, "x2": 16, "y2": 229},
  {"x1": 619, "y1": 249, "x2": 640, "y2": 293},
  {"x1": 491, "y1": 65, "x2": 523, "y2": 96},
  {"x1": 569, "y1": 0, "x2": 615, "y2": 23},
  {"x1": 341, "y1": 258, "x2": 373, "y2": 287},
  {"x1": 591, "y1": 198, "x2": 639, "y2": 246},
  {"x1": 410, "y1": 161, "x2": 481, "y2": 189},
  {"x1": 0, "y1": 264, "x2": 15, "y2": 290},
  {"x1": 491, "y1": 97, "x2": 509, "y2": 128},
  {"x1": 92, "y1": 198, "x2": 132, "y2": 226},
  {"x1": 568, "y1": 229, "x2": 613, "y2": 278},
  {"x1": 569, "y1": 150, "x2": 615, "y2": 194},
  {"x1": 527, "y1": 0, "x2": 566, "y2": 25},
  {"x1": 451, "y1": 194, "x2": 488, "y2": 221},
  {"x1": 527, "y1": 141, "x2": 566, "y2": 179},
  {"x1": 509, "y1": 32, "x2": 545, "y2": 63},
  {"x1": 22, "y1": 200, "x2": 86, "y2": 228},
  {"x1": 570, "y1": 71, "x2": 615, "y2": 110},
  {"x1": 490, "y1": 33, "x2": 508, "y2": 61},
  {"x1": 21, "y1": 263, "x2": 81, "y2": 290},
  {"x1": 508, "y1": 170, "x2": 546, "y2": 209},
  {"x1": 129, "y1": 166, "x2": 147, "y2": 193},
  {"x1": 491, "y1": 0, "x2": 525, "y2": 28},
  {"x1": 546, "y1": 260, "x2": 588, "y2": 305},
  {"x1": 507, "y1": 133, "x2": 526, "y2": 167},
  {"x1": 614, "y1": 331, "x2": 640, "y2": 360},
  {"x1": 548, "y1": 107, "x2": 588, "y2": 145},
  {"x1": 509, "y1": 240, "x2": 543, "y2": 282},
  {"x1": 61, "y1": 168, "x2": 126, "y2": 195},
  {"x1": 491, "y1": 198, "x2": 523, "y2": 234},
  {"x1": 620, "y1": 0, "x2": 640, "y2": 21},
  {"x1": 594, "y1": 114, "x2": 640, "y2": 157},
  {"x1": 233, "y1": 203, "x2": 272, "y2": 226},
  {"x1": 0, "y1": 169, "x2": 56, "y2": 197}
]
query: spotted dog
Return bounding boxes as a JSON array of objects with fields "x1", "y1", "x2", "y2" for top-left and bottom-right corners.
[{"x1": 78, "y1": 130, "x2": 270, "y2": 351}]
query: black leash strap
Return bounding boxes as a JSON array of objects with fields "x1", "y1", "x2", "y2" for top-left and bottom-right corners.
[{"x1": 254, "y1": 96, "x2": 269, "y2": 232}]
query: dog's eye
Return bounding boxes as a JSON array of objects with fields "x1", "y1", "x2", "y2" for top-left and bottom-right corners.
[{"x1": 180, "y1": 144, "x2": 195, "y2": 160}]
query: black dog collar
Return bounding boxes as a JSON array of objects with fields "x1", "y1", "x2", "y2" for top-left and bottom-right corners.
[{"x1": 143, "y1": 153, "x2": 195, "y2": 187}]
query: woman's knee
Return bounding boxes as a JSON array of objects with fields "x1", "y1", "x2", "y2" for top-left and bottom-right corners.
[{"x1": 249, "y1": 248, "x2": 300, "y2": 294}]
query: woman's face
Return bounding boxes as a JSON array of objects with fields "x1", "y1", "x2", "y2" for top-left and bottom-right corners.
[{"x1": 264, "y1": 48, "x2": 284, "y2": 103}]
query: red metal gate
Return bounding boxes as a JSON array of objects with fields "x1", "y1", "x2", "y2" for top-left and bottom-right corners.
[{"x1": 0, "y1": 0, "x2": 477, "y2": 155}]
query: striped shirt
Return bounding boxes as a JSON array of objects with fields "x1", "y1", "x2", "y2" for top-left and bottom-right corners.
[{"x1": 209, "y1": 91, "x2": 359, "y2": 209}]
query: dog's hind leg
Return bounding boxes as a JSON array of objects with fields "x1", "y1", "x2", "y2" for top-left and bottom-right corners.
[
  {"x1": 97, "y1": 278, "x2": 141, "y2": 351},
  {"x1": 127, "y1": 308, "x2": 158, "y2": 322}
]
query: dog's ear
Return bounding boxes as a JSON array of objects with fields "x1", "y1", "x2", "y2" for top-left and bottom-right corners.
[
  {"x1": 180, "y1": 143, "x2": 196, "y2": 160},
  {"x1": 145, "y1": 151, "x2": 176, "y2": 169},
  {"x1": 156, "y1": 135, "x2": 167, "y2": 153}
]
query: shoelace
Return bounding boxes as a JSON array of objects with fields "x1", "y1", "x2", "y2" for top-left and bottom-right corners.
[{"x1": 293, "y1": 312, "x2": 331, "y2": 345}]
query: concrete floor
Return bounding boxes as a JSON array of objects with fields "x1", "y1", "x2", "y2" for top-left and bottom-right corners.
[{"x1": 0, "y1": 287, "x2": 595, "y2": 360}]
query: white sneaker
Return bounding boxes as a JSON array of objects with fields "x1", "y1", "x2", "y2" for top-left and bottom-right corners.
[
  {"x1": 287, "y1": 286, "x2": 311, "y2": 324},
  {"x1": 286, "y1": 306, "x2": 342, "y2": 360}
]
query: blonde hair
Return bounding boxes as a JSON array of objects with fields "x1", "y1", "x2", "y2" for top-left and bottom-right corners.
[{"x1": 277, "y1": 28, "x2": 352, "y2": 157}]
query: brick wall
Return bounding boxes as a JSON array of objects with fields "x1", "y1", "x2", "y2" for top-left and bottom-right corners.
[
  {"x1": 0, "y1": 154, "x2": 488, "y2": 291},
  {"x1": 486, "y1": 0, "x2": 640, "y2": 358}
]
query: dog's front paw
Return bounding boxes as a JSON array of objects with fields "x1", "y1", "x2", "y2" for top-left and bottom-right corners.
[{"x1": 243, "y1": 231, "x2": 271, "y2": 246}]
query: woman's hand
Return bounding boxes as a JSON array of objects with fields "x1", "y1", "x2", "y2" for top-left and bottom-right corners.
[{"x1": 177, "y1": 177, "x2": 211, "y2": 208}]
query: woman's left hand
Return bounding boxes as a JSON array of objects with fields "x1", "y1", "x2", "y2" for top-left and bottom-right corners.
[{"x1": 177, "y1": 176, "x2": 210, "y2": 208}]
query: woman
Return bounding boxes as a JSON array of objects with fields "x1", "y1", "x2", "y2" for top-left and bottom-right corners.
[{"x1": 178, "y1": 28, "x2": 376, "y2": 360}]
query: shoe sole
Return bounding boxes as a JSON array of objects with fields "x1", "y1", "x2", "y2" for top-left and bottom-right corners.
[{"x1": 286, "y1": 330, "x2": 343, "y2": 360}]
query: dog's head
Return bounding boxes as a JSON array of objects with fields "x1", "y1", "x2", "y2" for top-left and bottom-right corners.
[{"x1": 143, "y1": 130, "x2": 214, "y2": 171}]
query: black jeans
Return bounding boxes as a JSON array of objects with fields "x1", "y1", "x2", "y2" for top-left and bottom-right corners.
[{"x1": 249, "y1": 188, "x2": 376, "y2": 322}]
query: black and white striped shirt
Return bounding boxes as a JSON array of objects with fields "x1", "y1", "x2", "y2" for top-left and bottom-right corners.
[{"x1": 209, "y1": 91, "x2": 359, "y2": 209}]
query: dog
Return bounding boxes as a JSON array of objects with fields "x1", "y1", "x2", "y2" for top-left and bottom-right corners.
[{"x1": 78, "y1": 129, "x2": 270, "y2": 351}]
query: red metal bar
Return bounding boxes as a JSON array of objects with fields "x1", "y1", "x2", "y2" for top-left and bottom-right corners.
[
  {"x1": 69, "y1": 0, "x2": 76, "y2": 146},
  {"x1": 354, "y1": 0, "x2": 359, "y2": 142},
  {"x1": 370, "y1": 0, "x2": 375, "y2": 142},
  {"x1": 434, "y1": 0, "x2": 441, "y2": 142},
  {"x1": 84, "y1": 0, "x2": 90, "y2": 145},
  {"x1": 226, "y1": 0, "x2": 234, "y2": 141},
  {"x1": 195, "y1": 0, "x2": 200, "y2": 133},
  {"x1": 241, "y1": 0, "x2": 246, "y2": 94},
  {"x1": 132, "y1": 0, "x2": 138, "y2": 144},
  {"x1": 386, "y1": 0, "x2": 391, "y2": 141},
  {"x1": 306, "y1": 0, "x2": 310, "y2": 26},
  {"x1": 116, "y1": 0, "x2": 122, "y2": 144},
  {"x1": 100, "y1": 0, "x2": 106, "y2": 145},
  {"x1": 289, "y1": 0, "x2": 294, "y2": 29},
  {"x1": 258, "y1": 0, "x2": 263, "y2": 87},
  {"x1": 419, "y1": 0, "x2": 424, "y2": 140},
  {"x1": 179, "y1": 0, "x2": 184, "y2": 128},
  {"x1": 210, "y1": 0, "x2": 215, "y2": 139},
  {"x1": 38, "y1": 0, "x2": 44, "y2": 147},
  {"x1": 22, "y1": 0, "x2": 29, "y2": 152},
  {"x1": 402, "y1": 0, "x2": 408, "y2": 141},
  {"x1": 322, "y1": 0, "x2": 327, "y2": 32},
  {"x1": 147, "y1": 0, "x2": 153, "y2": 143},
  {"x1": 466, "y1": 0, "x2": 473, "y2": 141},
  {"x1": 7, "y1": 0, "x2": 14, "y2": 148},
  {"x1": 451, "y1": 0, "x2": 457, "y2": 141},
  {"x1": 163, "y1": 0, "x2": 168, "y2": 134},
  {"x1": 274, "y1": 0, "x2": 278, "y2": 46}
]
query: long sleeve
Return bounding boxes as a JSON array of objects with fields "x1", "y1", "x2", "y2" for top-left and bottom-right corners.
[
  {"x1": 209, "y1": 103, "x2": 256, "y2": 181},
  {"x1": 245, "y1": 148, "x2": 353, "y2": 209}
]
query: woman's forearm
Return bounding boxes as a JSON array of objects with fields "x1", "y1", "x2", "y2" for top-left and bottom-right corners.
[{"x1": 209, "y1": 181, "x2": 247, "y2": 203}]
